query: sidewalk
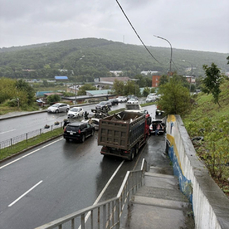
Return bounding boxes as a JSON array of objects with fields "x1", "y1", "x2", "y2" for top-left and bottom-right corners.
[
  {"x1": 0, "y1": 110, "x2": 46, "y2": 120},
  {"x1": 122, "y1": 165, "x2": 195, "y2": 229}
]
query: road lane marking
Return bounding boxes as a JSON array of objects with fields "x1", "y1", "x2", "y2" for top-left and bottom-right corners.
[
  {"x1": 79, "y1": 160, "x2": 124, "y2": 229},
  {"x1": 0, "y1": 129, "x2": 16, "y2": 135},
  {"x1": 0, "y1": 138, "x2": 62, "y2": 170},
  {"x1": 94, "y1": 160, "x2": 124, "y2": 205},
  {"x1": 8, "y1": 180, "x2": 43, "y2": 207}
]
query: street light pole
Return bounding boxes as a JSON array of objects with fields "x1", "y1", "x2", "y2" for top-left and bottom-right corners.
[{"x1": 154, "y1": 35, "x2": 173, "y2": 76}]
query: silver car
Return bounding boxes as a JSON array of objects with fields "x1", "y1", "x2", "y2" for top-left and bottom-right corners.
[
  {"x1": 67, "y1": 107, "x2": 84, "y2": 118},
  {"x1": 47, "y1": 103, "x2": 70, "y2": 113}
]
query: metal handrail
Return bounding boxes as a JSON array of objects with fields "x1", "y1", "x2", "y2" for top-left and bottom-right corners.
[{"x1": 35, "y1": 159, "x2": 147, "y2": 229}]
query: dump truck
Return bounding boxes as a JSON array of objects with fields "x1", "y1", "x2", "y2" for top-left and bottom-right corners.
[{"x1": 98, "y1": 111, "x2": 151, "y2": 160}]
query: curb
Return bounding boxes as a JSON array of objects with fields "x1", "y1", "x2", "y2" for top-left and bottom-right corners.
[{"x1": 0, "y1": 103, "x2": 95, "y2": 121}]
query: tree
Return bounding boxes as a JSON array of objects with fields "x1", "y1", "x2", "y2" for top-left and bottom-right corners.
[
  {"x1": 158, "y1": 76, "x2": 191, "y2": 115},
  {"x1": 158, "y1": 75, "x2": 169, "y2": 86},
  {"x1": 15, "y1": 79, "x2": 35, "y2": 105},
  {"x1": 47, "y1": 94, "x2": 61, "y2": 104},
  {"x1": 0, "y1": 77, "x2": 15, "y2": 103},
  {"x1": 202, "y1": 63, "x2": 223, "y2": 107},
  {"x1": 142, "y1": 87, "x2": 151, "y2": 97},
  {"x1": 112, "y1": 80, "x2": 125, "y2": 95},
  {"x1": 77, "y1": 84, "x2": 96, "y2": 96},
  {"x1": 124, "y1": 80, "x2": 140, "y2": 96}
]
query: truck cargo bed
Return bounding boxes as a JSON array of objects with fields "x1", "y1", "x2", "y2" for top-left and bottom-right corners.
[{"x1": 98, "y1": 111, "x2": 145, "y2": 150}]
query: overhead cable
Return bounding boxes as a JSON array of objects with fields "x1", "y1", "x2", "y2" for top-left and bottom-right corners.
[{"x1": 116, "y1": 0, "x2": 161, "y2": 64}]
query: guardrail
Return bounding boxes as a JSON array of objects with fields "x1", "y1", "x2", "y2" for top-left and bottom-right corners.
[
  {"x1": 35, "y1": 159, "x2": 148, "y2": 229},
  {"x1": 0, "y1": 122, "x2": 63, "y2": 150}
]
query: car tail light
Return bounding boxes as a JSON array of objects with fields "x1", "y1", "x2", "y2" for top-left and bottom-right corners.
[
  {"x1": 78, "y1": 129, "x2": 81, "y2": 134},
  {"x1": 64, "y1": 127, "x2": 66, "y2": 131},
  {"x1": 124, "y1": 150, "x2": 129, "y2": 154}
]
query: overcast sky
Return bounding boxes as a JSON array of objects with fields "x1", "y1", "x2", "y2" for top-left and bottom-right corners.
[{"x1": 0, "y1": 0, "x2": 228, "y2": 53}]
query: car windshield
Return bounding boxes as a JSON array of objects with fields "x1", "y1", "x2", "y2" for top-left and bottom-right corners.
[
  {"x1": 52, "y1": 104, "x2": 59, "y2": 107},
  {"x1": 66, "y1": 125, "x2": 80, "y2": 131},
  {"x1": 126, "y1": 104, "x2": 140, "y2": 109},
  {"x1": 70, "y1": 108, "x2": 79, "y2": 112},
  {"x1": 99, "y1": 101, "x2": 106, "y2": 105},
  {"x1": 91, "y1": 120, "x2": 99, "y2": 125}
]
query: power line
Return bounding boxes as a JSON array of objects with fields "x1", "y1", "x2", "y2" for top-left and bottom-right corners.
[{"x1": 116, "y1": 0, "x2": 161, "y2": 65}]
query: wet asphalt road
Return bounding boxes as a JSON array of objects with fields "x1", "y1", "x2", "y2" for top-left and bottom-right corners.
[
  {"x1": 0, "y1": 103, "x2": 126, "y2": 142},
  {"x1": 0, "y1": 104, "x2": 163, "y2": 229}
]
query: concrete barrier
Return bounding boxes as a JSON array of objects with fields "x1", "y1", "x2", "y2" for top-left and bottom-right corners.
[{"x1": 166, "y1": 115, "x2": 229, "y2": 229}]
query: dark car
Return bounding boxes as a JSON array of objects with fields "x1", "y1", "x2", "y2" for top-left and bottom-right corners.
[
  {"x1": 108, "y1": 98, "x2": 119, "y2": 106},
  {"x1": 63, "y1": 122, "x2": 95, "y2": 142},
  {"x1": 95, "y1": 101, "x2": 112, "y2": 110}
]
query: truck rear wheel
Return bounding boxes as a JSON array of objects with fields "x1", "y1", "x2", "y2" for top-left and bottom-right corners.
[
  {"x1": 135, "y1": 144, "x2": 139, "y2": 156},
  {"x1": 129, "y1": 148, "x2": 135, "y2": 161}
]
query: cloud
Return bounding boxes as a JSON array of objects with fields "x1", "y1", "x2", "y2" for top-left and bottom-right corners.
[{"x1": 0, "y1": 0, "x2": 228, "y2": 53}]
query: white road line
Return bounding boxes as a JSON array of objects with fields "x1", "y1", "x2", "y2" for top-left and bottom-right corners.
[
  {"x1": 93, "y1": 160, "x2": 124, "y2": 205},
  {"x1": 8, "y1": 180, "x2": 43, "y2": 207},
  {"x1": 78, "y1": 160, "x2": 124, "y2": 229},
  {"x1": 0, "y1": 138, "x2": 62, "y2": 170},
  {"x1": 0, "y1": 129, "x2": 16, "y2": 135}
]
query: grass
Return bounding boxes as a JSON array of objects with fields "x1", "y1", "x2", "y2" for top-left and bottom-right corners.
[
  {"x1": 0, "y1": 104, "x2": 43, "y2": 115},
  {"x1": 182, "y1": 79, "x2": 229, "y2": 197}
]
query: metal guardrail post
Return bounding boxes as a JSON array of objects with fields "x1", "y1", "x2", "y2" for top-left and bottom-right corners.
[
  {"x1": 98, "y1": 207, "x2": 100, "y2": 229},
  {"x1": 91, "y1": 210, "x2": 93, "y2": 229},
  {"x1": 81, "y1": 213, "x2": 85, "y2": 229},
  {"x1": 107, "y1": 202, "x2": 110, "y2": 228},
  {"x1": 71, "y1": 218, "x2": 75, "y2": 229},
  {"x1": 112, "y1": 200, "x2": 115, "y2": 226},
  {"x1": 116, "y1": 199, "x2": 120, "y2": 229},
  {"x1": 103, "y1": 204, "x2": 106, "y2": 229}
]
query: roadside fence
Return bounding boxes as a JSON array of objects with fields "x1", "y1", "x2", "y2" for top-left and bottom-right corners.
[{"x1": 0, "y1": 122, "x2": 64, "y2": 150}]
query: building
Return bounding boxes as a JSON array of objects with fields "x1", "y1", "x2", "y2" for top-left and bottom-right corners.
[
  {"x1": 152, "y1": 75, "x2": 161, "y2": 87},
  {"x1": 94, "y1": 77, "x2": 131, "y2": 87},
  {"x1": 85, "y1": 90, "x2": 112, "y2": 96},
  {"x1": 67, "y1": 85, "x2": 80, "y2": 94},
  {"x1": 109, "y1": 71, "x2": 123, "y2": 76},
  {"x1": 141, "y1": 70, "x2": 159, "y2": 75},
  {"x1": 185, "y1": 76, "x2": 196, "y2": 84},
  {"x1": 54, "y1": 76, "x2": 68, "y2": 80}
]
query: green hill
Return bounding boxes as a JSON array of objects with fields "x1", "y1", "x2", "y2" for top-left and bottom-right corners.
[
  {"x1": 182, "y1": 79, "x2": 229, "y2": 196},
  {"x1": 0, "y1": 38, "x2": 228, "y2": 80}
]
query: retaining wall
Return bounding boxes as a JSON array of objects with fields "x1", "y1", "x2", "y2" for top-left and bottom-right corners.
[{"x1": 166, "y1": 115, "x2": 229, "y2": 229}]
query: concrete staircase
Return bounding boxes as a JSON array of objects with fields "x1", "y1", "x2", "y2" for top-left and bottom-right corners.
[{"x1": 123, "y1": 165, "x2": 195, "y2": 229}]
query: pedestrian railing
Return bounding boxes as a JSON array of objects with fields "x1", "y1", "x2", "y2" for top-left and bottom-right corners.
[
  {"x1": 35, "y1": 159, "x2": 148, "y2": 229},
  {"x1": 0, "y1": 122, "x2": 63, "y2": 150}
]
